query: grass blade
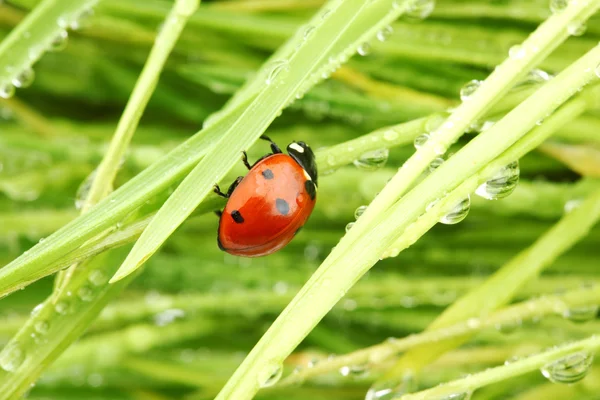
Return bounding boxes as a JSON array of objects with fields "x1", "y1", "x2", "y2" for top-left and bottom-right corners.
[{"x1": 213, "y1": 42, "x2": 600, "y2": 400}]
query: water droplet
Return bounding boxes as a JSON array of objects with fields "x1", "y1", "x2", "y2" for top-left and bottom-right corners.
[
  {"x1": 429, "y1": 157, "x2": 444, "y2": 172},
  {"x1": 564, "y1": 199, "x2": 582, "y2": 213},
  {"x1": 31, "y1": 303, "x2": 44, "y2": 316},
  {"x1": 440, "y1": 196, "x2": 470, "y2": 224},
  {"x1": 154, "y1": 308, "x2": 185, "y2": 326},
  {"x1": 75, "y1": 169, "x2": 97, "y2": 210},
  {"x1": 475, "y1": 161, "x2": 520, "y2": 200},
  {"x1": 345, "y1": 222, "x2": 355, "y2": 232},
  {"x1": 508, "y1": 45, "x2": 526, "y2": 60},
  {"x1": 365, "y1": 374, "x2": 417, "y2": 400},
  {"x1": 340, "y1": 364, "x2": 368, "y2": 378},
  {"x1": 567, "y1": 20, "x2": 586, "y2": 36},
  {"x1": 77, "y1": 286, "x2": 94, "y2": 302},
  {"x1": 303, "y1": 25, "x2": 315, "y2": 40},
  {"x1": 459, "y1": 79, "x2": 481, "y2": 101},
  {"x1": 376, "y1": 26, "x2": 393, "y2": 42},
  {"x1": 11, "y1": 68, "x2": 35, "y2": 88},
  {"x1": 496, "y1": 319, "x2": 522, "y2": 334},
  {"x1": 54, "y1": 301, "x2": 70, "y2": 315},
  {"x1": 355, "y1": 205, "x2": 368, "y2": 219},
  {"x1": 439, "y1": 392, "x2": 472, "y2": 400},
  {"x1": 273, "y1": 281, "x2": 289, "y2": 295},
  {"x1": 71, "y1": 8, "x2": 95, "y2": 30},
  {"x1": 563, "y1": 304, "x2": 598, "y2": 323},
  {"x1": 541, "y1": 352, "x2": 593, "y2": 384},
  {"x1": 425, "y1": 113, "x2": 447, "y2": 134},
  {"x1": 353, "y1": 148, "x2": 389, "y2": 171},
  {"x1": 258, "y1": 362, "x2": 282, "y2": 388},
  {"x1": 406, "y1": 0, "x2": 436, "y2": 19},
  {"x1": 34, "y1": 321, "x2": 49, "y2": 334},
  {"x1": 0, "y1": 342, "x2": 25, "y2": 372},
  {"x1": 88, "y1": 270, "x2": 107, "y2": 286},
  {"x1": 550, "y1": 0, "x2": 569, "y2": 14},
  {"x1": 265, "y1": 59, "x2": 289, "y2": 85},
  {"x1": 357, "y1": 42, "x2": 371, "y2": 56},
  {"x1": 413, "y1": 133, "x2": 430, "y2": 149},
  {"x1": 50, "y1": 30, "x2": 68, "y2": 51},
  {"x1": 0, "y1": 83, "x2": 15, "y2": 99},
  {"x1": 383, "y1": 129, "x2": 399, "y2": 141}
]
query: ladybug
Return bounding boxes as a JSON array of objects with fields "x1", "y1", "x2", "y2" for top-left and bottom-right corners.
[{"x1": 214, "y1": 136, "x2": 318, "y2": 257}]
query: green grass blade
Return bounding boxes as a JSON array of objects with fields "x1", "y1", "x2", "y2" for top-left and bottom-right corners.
[
  {"x1": 213, "y1": 42, "x2": 600, "y2": 400},
  {"x1": 53, "y1": 0, "x2": 201, "y2": 295},
  {"x1": 400, "y1": 335, "x2": 600, "y2": 400},
  {"x1": 338, "y1": 0, "x2": 600, "y2": 272},
  {"x1": 0, "y1": 0, "x2": 99, "y2": 97}
]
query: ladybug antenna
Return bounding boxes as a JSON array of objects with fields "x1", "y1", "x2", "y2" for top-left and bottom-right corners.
[{"x1": 287, "y1": 141, "x2": 318, "y2": 186}]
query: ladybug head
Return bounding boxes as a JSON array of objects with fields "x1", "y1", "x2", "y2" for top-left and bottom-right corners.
[{"x1": 287, "y1": 141, "x2": 318, "y2": 186}]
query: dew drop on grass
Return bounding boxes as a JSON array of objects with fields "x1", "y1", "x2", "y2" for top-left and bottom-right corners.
[
  {"x1": 0, "y1": 342, "x2": 25, "y2": 372},
  {"x1": 563, "y1": 304, "x2": 598, "y2": 323},
  {"x1": 340, "y1": 364, "x2": 368, "y2": 378},
  {"x1": 88, "y1": 270, "x2": 107, "y2": 286},
  {"x1": 353, "y1": 149, "x2": 389, "y2": 171},
  {"x1": 440, "y1": 196, "x2": 470, "y2": 225},
  {"x1": 428, "y1": 157, "x2": 444, "y2": 172},
  {"x1": 425, "y1": 113, "x2": 447, "y2": 134},
  {"x1": 406, "y1": 0, "x2": 436, "y2": 20},
  {"x1": 54, "y1": 301, "x2": 70, "y2": 315},
  {"x1": 475, "y1": 161, "x2": 520, "y2": 200},
  {"x1": 12, "y1": 67, "x2": 35, "y2": 88},
  {"x1": 365, "y1": 374, "x2": 417, "y2": 400},
  {"x1": 495, "y1": 318, "x2": 522, "y2": 334},
  {"x1": 31, "y1": 303, "x2": 44, "y2": 316},
  {"x1": 355, "y1": 205, "x2": 367, "y2": 219},
  {"x1": 34, "y1": 320, "x2": 49, "y2": 334},
  {"x1": 567, "y1": 21, "x2": 586, "y2": 36},
  {"x1": 345, "y1": 222, "x2": 355, "y2": 232},
  {"x1": 357, "y1": 42, "x2": 371, "y2": 56},
  {"x1": 550, "y1": 0, "x2": 569, "y2": 14},
  {"x1": 460, "y1": 79, "x2": 481, "y2": 101},
  {"x1": 376, "y1": 26, "x2": 393, "y2": 42},
  {"x1": 541, "y1": 351, "x2": 594, "y2": 384},
  {"x1": 71, "y1": 8, "x2": 95, "y2": 30},
  {"x1": 413, "y1": 133, "x2": 429, "y2": 149},
  {"x1": 439, "y1": 392, "x2": 473, "y2": 400},
  {"x1": 508, "y1": 44, "x2": 526, "y2": 60},
  {"x1": 75, "y1": 169, "x2": 97, "y2": 210},
  {"x1": 303, "y1": 25, "x2": 315, "y2": 40},
  {"x1": 77, "y1": 286, "x2": 94, "y2": 302},
  {"x1": 0, "y1": 83, "x2": 15, "y2": 99},
  {"x1": 265, "y1": 59, "x2": 289, "y2": 85},
  {"x1": 258, "y1": 362, "x2": 283, "y2": 388},
  {"x1": 50, "y1": 30, "x2": 69, "y2": 51},
  {"x1": 383, "y1": 129, "x2": 399, "y2": 142}
]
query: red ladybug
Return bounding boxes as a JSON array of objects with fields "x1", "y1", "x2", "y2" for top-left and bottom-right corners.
[{"x1": 214, "y1": 136, "x2": 318, "y2": 257}]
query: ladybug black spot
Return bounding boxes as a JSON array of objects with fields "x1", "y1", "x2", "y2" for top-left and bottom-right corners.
[
  {"x1": 262, "y1": 169, "x2": 274, "y2": 179},
  {"x1": 304, "y1": 180, "x2": 316, "y2": 200},
  {"x1": 231, "y1": 210, "x2": 244, "y2": 223},
  {"x1": 275, "y1": 198, "x2": 290, "y2": 215}
]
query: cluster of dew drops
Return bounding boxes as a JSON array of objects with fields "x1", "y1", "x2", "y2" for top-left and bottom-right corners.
[
  {"x1": 0, "y1": 269, "x2": 108, "y2": 375},
  {"x1": 0, "y1": 6, "x2": 94, "y2": 99}
]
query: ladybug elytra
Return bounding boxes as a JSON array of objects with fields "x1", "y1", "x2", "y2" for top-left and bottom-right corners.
[{"x1": 215, "y1": 136, "x2": 318, "y2": 257}]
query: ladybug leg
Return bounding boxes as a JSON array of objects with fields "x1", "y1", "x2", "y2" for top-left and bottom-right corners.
[
  {"x1": 214, "y1": 210, "x2": 223, "y2": 217},
  {"x1": 260, "y1": 135, "x2": 282, "y2": 154},
  {"x1": 242, "y1": 151, "x2": 252, "y2": 170},
  {"x1": 213, "y1": 184, "x2": 228, "y2": 198},
  {"x1": 227, "y1": 176, "x2": 244, "y2": 197}
]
